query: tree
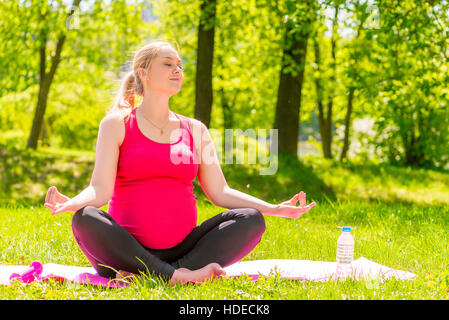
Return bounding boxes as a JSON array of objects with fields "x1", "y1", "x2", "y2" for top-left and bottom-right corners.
[
  {"x1": 213, "y1": 0, "x2": 281, "y2": 149},
  {"x1": 273, "y1": 0, "x2": 317, "y2": 157},
  {"x1": 340, "y1": 0, "x2": 371, "y2": 160},
  {"x1": 371, "y1": 0, "x2": 449, "y2": 168},
  {"x1": 0, "y1": 0, "x2": 151, "y2": 150},
  {"x1": 27, "y1": 0, "x2": 82, "y2": 150},
  {"x1": 312, "y1": 0, "x2": 342, "y2": 159},
  {"x1": 194, "y1": 0, "x2": 217, "y2": 128}
]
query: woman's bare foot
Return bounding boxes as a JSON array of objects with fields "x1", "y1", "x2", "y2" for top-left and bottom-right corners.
[{"x1": 170, "y1": 263, "x2": 226, "y2": 286}]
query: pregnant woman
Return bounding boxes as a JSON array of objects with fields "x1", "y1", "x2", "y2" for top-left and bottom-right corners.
[{"x1": 44, "y1": 41, "x2": 316, "y2": 286}]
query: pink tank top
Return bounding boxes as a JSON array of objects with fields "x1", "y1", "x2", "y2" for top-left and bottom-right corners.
[{"x1": 107, "y1": 108, "x2": 199, "y2": 249}]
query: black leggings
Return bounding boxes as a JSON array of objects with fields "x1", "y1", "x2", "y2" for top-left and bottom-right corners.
[{"x1": 71, "y1": 206, "x2": 266, "y2": 282}]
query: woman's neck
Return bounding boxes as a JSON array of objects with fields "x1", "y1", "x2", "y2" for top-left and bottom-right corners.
[{"x1": 138, "y1": 93, "x2": 173, "y2": 122}]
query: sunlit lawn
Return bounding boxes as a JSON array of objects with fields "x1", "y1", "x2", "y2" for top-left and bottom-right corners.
[
  {"x1": 0, "y1": 200, "x2": 448, "y2": 299},
  {"x1": 1, "y1": 144, "x2": 449, "y2": 299}
]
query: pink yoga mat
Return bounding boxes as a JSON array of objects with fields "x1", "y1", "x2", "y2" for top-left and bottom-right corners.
[{"x1": 0, "y1": 257, "x2": 417, "y2": 288}]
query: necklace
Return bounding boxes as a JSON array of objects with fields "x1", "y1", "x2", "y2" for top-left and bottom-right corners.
[{"x1": 138, "y1": 107, "x2": 173, "y2": 135}]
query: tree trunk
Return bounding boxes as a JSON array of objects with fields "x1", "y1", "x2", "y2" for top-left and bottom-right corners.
[
  {"x1": 340, "y1": 88, "x2": 354, "y2": 160},
  {"x1": 340, "y1": 0, "x2": 368, "y2": 160},
  {"x1": 27, "y1": 34, "x2": 66, "y2": 149},
  {"x1": 273, "y1": 17, "x2": 310, "y2": 157},
  {"x1": 217, "y1": 79, "x2": 235, "y2": 153},
  {"x1": 194, "y1": 0, "x2": 217, "y2": 128},
  {"x1": 312, "y1": 36, "x2": 332, "y2": 158},
  {"x1": 313, "y1": 2, "x2": 339, "y2": 159},
  {"x1": 404, "y1": 108, "x2": 427, "y2": 167},
  {"x1": 27, "y1": 1, "x2": 81, "y2": 150},
  {"x1": 215, "y1": 29, "x2": 235, "y2": 153},
  {"x1": 323, "y1": 3, "x2": 339, "y2": 159}
]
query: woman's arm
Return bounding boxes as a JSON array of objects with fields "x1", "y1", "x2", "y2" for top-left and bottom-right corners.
[
  {"x1": 191, "y1": 119, "x2": 316, "y2": 218},
  {"x1": 214, "y1": 186, "x2": 279, "y2": 216},
  {"x1": 69, "y1": 185, "x2": 110, "y2": 210},
  {"x1": 45, "y1": 113, "x2": 124, "y2": 215},
  {"x1": 213, "y1": 187, "x2": 315, "y2": 218}
]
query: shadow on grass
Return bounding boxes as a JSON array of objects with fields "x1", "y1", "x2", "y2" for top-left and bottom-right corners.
[
  {"x1": 302, "y1": 157, "x2": 449, "y2": 207},
  {"x1": 2, "y1": 143, "x2": 448, "y2": 211},
  {"x1": 1, "y1": 144, "x2": 336, "y2": 207},
  {"x1": 312, "y1": 197, "x2": 449, "y2": 227},
  {"x1": 194, "y1": 153, "x2": 337, "y2": 204},
  {"x1": 0, "y1": 143, "x2": 94, "y2": 206}
]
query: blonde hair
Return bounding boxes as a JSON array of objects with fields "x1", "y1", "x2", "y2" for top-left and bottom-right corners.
[{"x1": 107, "y1": 41, "x2": 178, "y2": 120}]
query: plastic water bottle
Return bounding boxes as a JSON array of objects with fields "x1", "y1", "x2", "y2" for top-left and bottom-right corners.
[{"x1": 335, "y1": 226, "x2": 354, "y2": 280}]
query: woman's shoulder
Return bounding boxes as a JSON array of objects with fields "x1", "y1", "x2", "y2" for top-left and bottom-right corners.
[
  {"x1": 177, "y1": 115, "x2": 206, "y2": 156},
  {"x1": 100, "y1": 109, "x2": 130, "y2": 146},
  {"x1": 180, "y1": 116, "x2": 209, "y2": 145},
  {"x1": 182, "y1": 116, "x2": 206, "y2": 133},
  {"x1": 101, "y1": 111, "x2": 126, "y2": 129}
]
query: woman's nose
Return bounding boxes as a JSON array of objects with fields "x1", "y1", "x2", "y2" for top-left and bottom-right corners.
[{"x1": 173, "y1": 67, "x2": 182, "y2": 76}]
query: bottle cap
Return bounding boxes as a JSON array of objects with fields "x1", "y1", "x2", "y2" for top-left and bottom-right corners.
[{"x1": 342, "y1": 226, "x2": 351, "y2": 232}]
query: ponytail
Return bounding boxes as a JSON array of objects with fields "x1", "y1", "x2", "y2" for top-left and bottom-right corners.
[{"x1": 107, "y1": 71, "x2": 137, "y2": 120}]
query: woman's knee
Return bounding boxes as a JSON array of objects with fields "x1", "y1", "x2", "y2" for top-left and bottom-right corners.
[
  {"x1": 72, "y1": 206, "x2": 99, "y2": 233},
  {"x1": 244, "y1": 208, "x2": 266, "y2": 237}
]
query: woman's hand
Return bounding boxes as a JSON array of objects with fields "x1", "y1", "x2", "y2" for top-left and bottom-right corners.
[
  {"x1": 44, "y1": 186, "x2": 75, "y2": 215},
  {"x1": 274, "y1": 191, "x2": 316, "y2": 219}
]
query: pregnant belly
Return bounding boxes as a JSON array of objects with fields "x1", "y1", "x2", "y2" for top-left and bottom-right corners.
[{"x1": 108, "y1": 179, "x2": 198, "y2": 249}]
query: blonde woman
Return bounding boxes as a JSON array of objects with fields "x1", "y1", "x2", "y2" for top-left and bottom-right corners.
[{"x1": 44, "y1": 41, "x2": 316, "y2": 285}]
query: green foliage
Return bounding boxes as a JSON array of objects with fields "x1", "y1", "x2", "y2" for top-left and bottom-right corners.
[
  {"x1": 1, "y1": 0, "x2": 448, "y2": 170},
  {"x1": 299, "y1": 0, "x2": 449, "y2": 169},
  {"x1": 363, "y1": 0, "x2": 449, "y2": 169},
  {"x1": 0, "y1": 80, "x2": 111, "y2": 150},
  {"x1": 0, "y1": 0, "x2": 157, "y2": 149},
  {"x1": 45, "y1": 82, "x2": 111, "y2": 150}
]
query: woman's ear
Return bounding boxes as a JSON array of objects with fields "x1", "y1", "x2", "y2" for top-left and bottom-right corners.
[{"x1": 136, "y1": 68, "x2": 147, "y2": 80}]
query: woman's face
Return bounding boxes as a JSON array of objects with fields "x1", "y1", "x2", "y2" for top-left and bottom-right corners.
[{"x1": 141, "y1": 46, "x2": 184, "y2": 96}]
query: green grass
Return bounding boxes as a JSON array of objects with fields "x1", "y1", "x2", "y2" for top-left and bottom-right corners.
[
  {"x1": 1, "y1": 201, "x2": 448, "y2": 299},
  {"x1": 1, "y1": 143, "x2": 449, "y2": 299}
]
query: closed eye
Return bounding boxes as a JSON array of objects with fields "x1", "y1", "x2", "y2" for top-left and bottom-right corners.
[{"x1": 165, "y1": 63, "x2": 183, "y2": 70}]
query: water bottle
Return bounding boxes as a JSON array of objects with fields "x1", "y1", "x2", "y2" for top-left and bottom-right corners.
[{"x1": 335, "y1": 226, "x2": 354, "y2": 280}]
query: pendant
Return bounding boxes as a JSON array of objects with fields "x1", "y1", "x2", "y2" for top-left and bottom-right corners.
[{"x1": 160, "y1": 129, "x2": 164, "y2": 135}]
